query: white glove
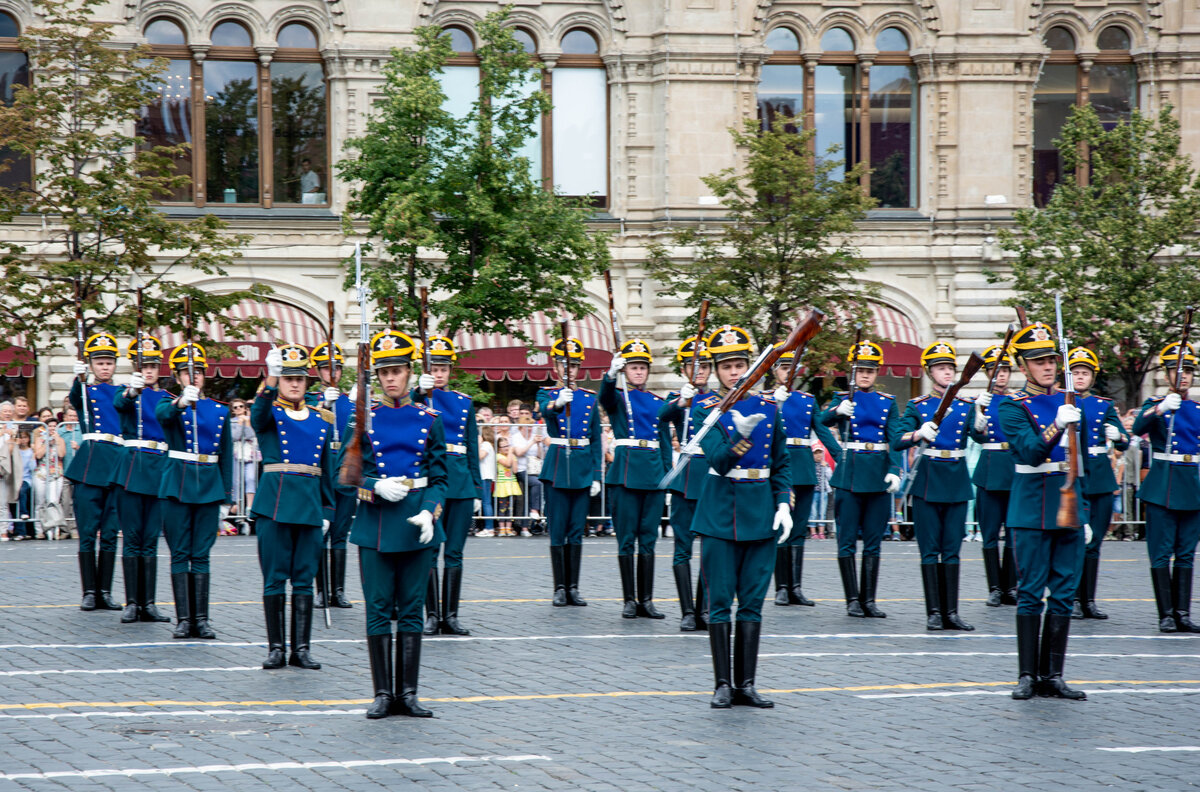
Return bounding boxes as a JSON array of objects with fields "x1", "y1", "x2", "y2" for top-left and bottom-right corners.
[
  {"x1": 554, "y1": 389, "x2": 575, "y2": 409},
  {"x1": 773, "y1": 503, "x2": 793, "y2": 544},
  {"x1": 347, "y1": 384, "x2": 357, "y2": 403},
  {"x1": 1084, "y1": 523, "x2": 1093, "y2": 544},
  {"x1": 417, "y1": 373, "x2": 435, "y2": 393},
  {"x1": 323, "y1": 387, "x2": 340, "y2": 406},
  {"x1": 590, "y1": 480, "x2": 601, "y2": 497},
  {"x1": 1105, "y1": 423, "x2": 1123, "y2": 442},
  {"x1": 772, "y1": 386, "x2": 789, "y2": 404},
  {"x1": 178, "y1": 385, "x2": 201, "y2": 408},
  {"x1": 1054, "y1": 404, "x2": 1082, "y2": 429},
  {"x1": 974, "y1": 409, "x2": 990, "y2": 433},
  {"x1": 976, "y1": 391, "x2": 993, "y2": 410},
  {"x1": 265, "y1": 348, "x2": 284, "y2": 377},
  {"x1": 835, "y1": 400, "x2": 855, "y2": 418},
  {"x1": 322, "y1": 519, "x2": 330, "y2": 533},
  {"x1": 1158, "y1": 392, "x2": 1183, "y2": 415},
  {"x1": 473, "y1": 499, "x2": 482, "y2": 514},
  {"x1": 373, "y1": 477, "x2": 411, "y2": 502},
  {"x1": 884, "y1": 473, "x2": 901, "y2": 494},
  {"x1": 678, "y1": 383, "x2": 697, "y2": 403},
  {"x1": 915, "y1": 421, "x2": 939, "y2": 443},
  {"x1": 731, "y1": 410, "x2": 765, "y2": 439},
  {"x1": 608, "y1": 356, "x2": 626, "y2": 378},
  {"x1": 73, "y1": 361, "x2": 88, "y2": 377},
  {"x1": 409, "y1": 510, "x2": 435, "y2": 544},
  {"x1": 126, "y1": 372, "x2": 145, "y2": 394}
]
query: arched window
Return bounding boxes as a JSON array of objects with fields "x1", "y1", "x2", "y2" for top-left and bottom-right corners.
[
  {"x1": 272, "y1": 23, "x2": 327, "y2": 205},
  {"x1": 758, "y1": 27, "x2": 803, "y2": 133},
  {"x1": 203, "y1": 21, "x2": 259, "y2": 204},
  {"x1": 551, "y1": 28, "x2": 607, "y2": 205},
  {"x1": 139, "y1": 18, "x2": 192, "y2": 201},
  {"x1": 0, "y1": 11, "x2": 30, "y2": 192}
]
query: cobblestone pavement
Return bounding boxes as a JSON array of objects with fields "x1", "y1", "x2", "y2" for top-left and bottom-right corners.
[{"x1": 0, "y1": 535, "x2": 1198, "y2": 791}]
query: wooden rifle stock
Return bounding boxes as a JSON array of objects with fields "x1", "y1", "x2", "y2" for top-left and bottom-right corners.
[
  {"x1": 418, "y1": 288, "x2": 430, "y2": 372},
  {"x1": 560, "y1": 319, "x2": 571, "y2": 422},
  {"x1": 717, "y1": 311, "x2": 822, "y2": 413},
  {"x1": 1172, "y1": 307, "x2": 1195, "y2": 394},
  {"x1": 691, "y1": 300, "x2": 709, "y2": 391},
  {"x1": 339, "y1": 341, "x2": 370, "y2": 487},
  {"x1": 933, "y1": 353, "x2": 986, "y2": 424},
  {"x1": 1056, "y1": 388, "x2": 1081, "y2": 528},
  {"x1": 1015, "y1": 306, "x2": 1029, "y2": 328},
  {"x1": 785, "y1": 309, "x2": 826, "y2": 390},
  {"x1": 987, "y1": 325, "x2": 1016, "y2": 394}
]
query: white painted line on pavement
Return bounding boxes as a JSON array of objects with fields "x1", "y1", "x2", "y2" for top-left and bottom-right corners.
[
  {"x1": 1098, "y1": 747, "x2": 1200, "y2": 753},
  {"x1": 0, "y1": 708, "x2": 366, "y2": 721},
  {"x1": 0, "y1": 666, "x2": 263, "y2": 677},
  {"x1": 0, "y1": 640, "x2": 364, "y2": 650},
  {"x1": 859, "y1": 687, "x2": 1200, "y2": 700},
  {"x1": 0, "y1": 755, "x2": 553, "y2": 781},
  {"x1": 763, "y1": 651, "x2": 1200, "y2": 659}
]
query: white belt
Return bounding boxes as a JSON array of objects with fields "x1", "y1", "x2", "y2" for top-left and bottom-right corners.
[
  {"x1": 549, "y1": 438, "x2": 590, "y2": 448},
  {"x1": 709, "y1": 467, "x2": 770, "y2": 480},
  {"x1": 446, "y1": 443, "x2": 467, "y2": 454},
  {"x1": 169, "y1": 450, "x2": 219, "y2": 464},
  {"x1": 1154, "y1": 452, "x2": 1200, "y2": 464},
  {"x1": 981, "y1": 442, "x2": 1009, "y2": 451},
  {"x1": 125, "y1": 439, "x2": 168, "y2": 452},
  {"x1": 845, "y1": 441, "x2": 887, "y2": 452},
  {"x1": 82, "y1": 433, "x2": 124, "y2": 445},
  {"x1": 786, "y1": 438, "x2": 812, "y2": 447},
  {"x1": 921, "y1": 449, "x2": 966, "y2": 460},
  {"x1": 1015, "y1": 461, "x2": 1068, "y2": 474},
  {"x1": 1087, "y1": 445, "x2": 1109, "y2": 456},
  {"x1": 380, "y1": 476, "x2": 428, "y2": 489},
  {"x1": 613, "y1": 439, "x2": 660, "y2": 449}
]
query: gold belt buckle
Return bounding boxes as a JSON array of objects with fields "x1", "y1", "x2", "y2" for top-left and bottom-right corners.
[
  {"x1": 1001, "y1": 442, "x2": 1009, "y2": 449},
  {"x1": 748, "y1": 469, "x2": 761, "y2": 479},
  {"x1": 1186, "y1": 455, "x2": 1194, "y2": 463},
  {"x1": 638, "y1": 439, "x2": 647, "y2": 447},
  {"x1": 865, "y1": 442, "x2": 875, "y2": 451},
  {"x1": 401, "y1": 478, "x2": 414, "y2": 487}
]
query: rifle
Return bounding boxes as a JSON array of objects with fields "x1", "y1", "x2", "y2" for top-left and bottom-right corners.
[
  {"x1": 559, "y1": 318, "x2": 572, "y2": 425},
  {"x1": 838, "y1": 323, "x2": 864, "y2": 470},
  {"x1": 74, "y1": 280, "x2": 91, "y2": 432},
  {"x1": 987, "y1": 325, "x2": 1016, "y2": 395},
  {"x1": 659, "y1": 310, "x2": 823, "y2": 489},
  {"x1": 1166, "y1": 306, "x2": 1195, "y2": 451},
  {"x1": 899, "y1": 352, "x2": 986, "y2": 498},
  {"x1": 603, "y1": 270, "x2": 635, "y2": 433},
  {"x1": 418, "y1": 288, "x2": 431, "y2": 374},
  {"x1": 387, "y1": 297, "x2": 396, "y2": 328},
  {"x1": 135, "y1": 289, "x2": 144, "y2": 441},
  {"x1": 785, "y1": 309, "x2": 826, "y2": 390},
  {"x1": 1015, "y1": 306, "x2": 1029, "y2": 328},
  {"x1": 183, "y1": 296, "x2": 198, "y2": 455},
  {"x1": 322, "y1": 299, "x2": 337, "y2": 628},
  {"x1": 339, "y1": 243, "x2": 369, "y2": 487},
  {"x1": 1054, "y1": 293, "x2": 1081, "y2": 529},
  {"x1": 681, "y1": 299, "x2": 710, "y2": 446}
]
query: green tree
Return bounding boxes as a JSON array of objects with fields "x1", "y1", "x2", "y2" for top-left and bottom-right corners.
[
  {"x1": 337, "y1": 11, "x2": 608, "y2": 339},
  {"x1": 994, "y1": 103, "x2": 1200, "y2": 403},
  {"x1": 646, "y1": 119, "x2": 877, "y2": 386},
  {"x1": 0, "y1": 0, "x2": 269, "y2": 364}
]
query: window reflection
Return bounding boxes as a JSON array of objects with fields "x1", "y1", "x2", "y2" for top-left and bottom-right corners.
[
  {"x1": 139, "y1": 58, "x2": 192, "y2": 201},
  {"x1": 1033, "y1": 64, "x2": 1074, "y2": 207},
  {"x1": 758, "y1": 64, "x2": 803, "y2": 132},
  {"x1": 204, "y1": 60, "x2": 259, "y2": 203},
  {"x1": 272, "y1": 62, "x2": 326, "y2": 204},
  {"x1": 0, "y1": 50, "x2": 29, "y2": 191},
  {"x1": 814, "y1": 65, "x2": 856, "y2": 182},
  {"x1": 869, "y1": 64, "x2": 915, "y2": 208}
]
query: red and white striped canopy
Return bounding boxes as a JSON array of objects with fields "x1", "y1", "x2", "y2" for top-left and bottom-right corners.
[
  {"x1": 453, "y1": 311, "x2": 614, "y2": 382},
  {"x1": 0, "y1": 333, "x2": 33, "y2": 377}
]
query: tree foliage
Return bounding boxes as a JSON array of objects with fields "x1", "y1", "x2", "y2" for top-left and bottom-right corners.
[{"x1": 994, "y1": 103, "x2": 1200, "y2": 402}]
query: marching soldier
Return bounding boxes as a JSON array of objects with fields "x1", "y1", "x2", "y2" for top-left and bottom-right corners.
[
  {"x1": 820, "y1": 340, "x2": 903, "y2": 618},
  {"x1": 67, "y1": 332, "x2": 124, "y2": 612},
  {"x1": 412, "y1": 336, "x2": 483, "y2": 636},
  {"x1": 893, "y1": 342, "x2": 975, "y2": 631},
  {"x1": 112, "y1": 336, "x2": 171, "y2": 623},
  {"x1": 767, "y1": 347, "x2": 841, "y2": 607},
  {"x1": 252, "y1": 344, "x2": 336, "y2": 671},
  {"x1": 1132, "y1": 342, "x2": 1200, "y2": 633},
  {"x1": 969, "y1": 344, "x2": 1018, "y2": 607},
  {"x1": 659, "y1": 337, "x2": 712, "y2": 631},
  {"x1": 156, "y1": 343, "x2": 233, "y2": 640},
  {"x1": 691, "y1": 326, "x2": 792, "y2": 709},
  {"x1": 536, "y1": 337, "x2": 602, "y2": 607},
  {"x1": 998, "y1": 322, "x2": 1087, "y2": 701},
  {"x1": 600, "y1": 338, "x2": 669, "y2": 619},
  {"x1": 308, "y1": 341, "x2": 355, "y2": 610},
  {"x1": 1067, "y1": 347, "x2": 1129, "y2": 620},
  {"x1": 342, "y1": 330, "x2": 446, "y2": 719}
]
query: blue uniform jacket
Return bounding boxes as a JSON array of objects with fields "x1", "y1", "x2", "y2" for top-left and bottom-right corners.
[
  {"x1": 411, "y1": 386, "x2": 483, "y2": 501},
  {"x1": 1133, "y1": 396, "x2": 1200, "y2": 512},
  {"x1": 250, "y1": 386, "x2": 336, "y2": 526},
  {"x1": 820, "y1": 389, "x2": 903, "y2": 493},
  {"x1": 536, "y1": 386, "x2": 602, "y2": 490},
  {"x1": 997, "y1": 388, "x2": 1086, "y2": 529},
  {"x1": 969, "y1": 393, "x2": 1015, "y2": 492},
  {"x1": 659, "y1": 391, "x2": 712, "y2": 500},
  {"x1": 65, "y1": 379, "x2": 123, "y2": 487},
  {"x1": 112, "y1": 386, "x2": 171, "y2": 496},
  {"x1": 305, "y1": 390, "x2": 355, "y2": 499},
  {"x1": 155, "y1": 395, "x2": 233, "y2": 505},
  {"x1": 1078, "y1": 393, "x2": 1129, "y2": 496},
  {"x1": 763, "y1": 390, "x2": 842, "y2": 488},
  {"x1": 892, "y1": 394, "x2": 975, "y2": 503},
  {"x1": 599, "y1": 374, "x2": 668, "y2": 490}
]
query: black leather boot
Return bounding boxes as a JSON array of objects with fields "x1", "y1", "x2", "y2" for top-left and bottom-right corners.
[
  {"x1": 636, "y1": 554, "x2": 665, "y2": 619},
  {"x1": 838, "y1": 555, "x2": 865, "y2": 617},
  {"x1": 790, "y1": 546, "x2": 814, "y2": 606},
  {"x1": 732, "y1": 621, "x2": 774, "y2": 708},
  {"x1": 618, "y1": 554, "x2": 638, "y2": 618},
  {"x1": 940, "y1": 563, "x2": 974, "y2": 631},
  {"x1": 921, "y1": 564, "x2": 943, "y2": 631},
  {"x1": 289, "y1": 594, "x2": 322, "y2": 669},
  {"x1": 549, "y1": 546, "x2": 568, "y2": 606},
  {"x1": 1172, "y1": 565, "x2": 1200, "y2": 633},
  {"x1": 314, "y1": 547, "x2": 328, "y2": 609},
  {"x1": 1001, "y1": 543, "x2": 1018, "y2": 605},
  {"x1": 1071, "y1": 556, "x2": 1086, "y2": 618},
  {"x1": 330, "y1": 549, "x2": 353, "y2": 608},
  {"x1": 191, "y1": 572, "x2": 216, "y2": 639},
  {"x1": 170, "y1": 572, "x2": 191, "y2": 639},
  {"x1": 708, "y1": 621, "x2": 733, "y2": 709},
  {"x1": 566, "y1": 544, "x2": 587, "y2": 606},
  {"x1": 78, "y1": 551, "x2": 97, "y2": 611},
  {"x1": 392, "y1": 632, "x2": 433, "y2": 717},
  {"x1": 1037, "y1": 613, "x2": 1086, "y2": 700},
  {"x1": 423, "y1": 568, "x2": 440, "y2": 636},
  {"x1": 982, "y1": 546, "x2": 1003, "y2": 607},
  {"x1": 97, "y1": 550, "x2": 122, "y2": 610},
  {"x1": 140, "y1": 556, "x2": 170, "y2": 622},
  {"x1": 120, "y1": 556, "x2": 140, "y2": 623},
  {"x1": 1081, "y1": 556, "x2": 1108, "y2": 619},
  {"x1": 365, "y1": 633, "x2": 393, "y2": 719},
  {"x1": 440, "y1": 567, "x2": 471, "y2": 635},
  {"x1": 1151, "y1": 566, "x2": 1178, "y2": 633},
  {"x1": 674, "y1": 563, "x2": 697, "y2": 631},
  {"x1": 262, "y1": 594, "x2": 286, "y2": 669},
  {"x1": 1011, "y1": 613, "x2": 1040, "y2": 700},
  {"x1": 695, "y1": 576, "x2": 709, "y2": 631},
  {"x1": 860, "y1": 555, "x2": 886, "y2": 618},
  {"x1": 773, "y1": 547, "x2": 791, "y2": 606}
]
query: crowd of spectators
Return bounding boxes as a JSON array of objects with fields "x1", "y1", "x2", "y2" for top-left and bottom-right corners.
[{"x1": 1, "y1": 397, "x2": 80, "y2": 540}]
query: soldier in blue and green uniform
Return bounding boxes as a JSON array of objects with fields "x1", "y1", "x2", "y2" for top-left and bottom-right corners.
[
  {"x1": 252, "y1": 343, "x2": 335, "y2": 671},
  {"x1": 998, "y1": 322, "x2": 1087, "y2": 701},
  {"x1": 658, "y1": 336, "x2": 712, "y2": 631},
  {"x1": 766, "y1": 346, "x2": 841, "y2": 607},
  {"x1": 412, "y1": 335, "x2": 483, "y2": 636},
  {"x1": 691, "y1": 325, "x2": 792, "y2": 709},
  {"x1": 820, "y1": 340, "x2": 903, "y2": 618},
  {"x1": 1067, "y1": 347, "x2": 1129, "y2": 621},
  {"x1": 969, "y1": 344, "x2": 1018, "y2": 607},
  {"x1": 67, "y1": 332, "x2": 125, "y2": 612},
  {"x1": 112, "y1": 335, "x2": 171, "y2": 624},
  {"x1": 601, "y1": 338, "x2": 669, "y2": 619},
  {"x1": 893, "y1": 342, "x2": 976, "y2": 631},
  {"x1": 156, "y1": 343, "x2": 233, "y2": 640},
  {"x1": 536, "y1": 337, "x2": 602, "y2": 607},
  {"x1": 341, "y1": 329, "x2": 447, "y2": 719},
  {"x1": 1132, "y1": 342, "x2": 1200, "y2": 634},
  {"x1": 308, "y1": 341, "x2": 356, "y2": 611}
]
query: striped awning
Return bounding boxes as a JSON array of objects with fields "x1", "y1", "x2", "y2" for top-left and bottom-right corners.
[
  {"x1": 453, "y1": 311, "x2": 614, "y2": 382},
  {"x1": 0, "y1": 334, "x2": 34, "y2": 377},
  {"x1": 869, "y1": 302, "x2": 922, "y2": 377}
]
